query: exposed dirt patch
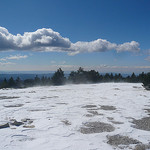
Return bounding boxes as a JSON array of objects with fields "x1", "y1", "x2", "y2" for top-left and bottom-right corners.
[
  {"x1": 0, "y1": 118, "x2": 34, "y2": 129},
  {"x1": 80, "y1": 122, "x2": 115, "y2": 134},
  {"x1": 10, "y1": 119, "x2": 24, "y2": 126},
  {"x1": 28, "y1": 109, "x2": 50, "y2": 112},
  {"x1": 0, "y1": 123, "x2": 9, "y2": 129},
  {"x1": 0, "y1": 96, "x2": 20, "y2": 100},
  {"x1": 100, "y1": 105, "x2": 116, "y2": 111},
  {"x1": 107, "y1": 134, "x2": 141, "y2": 146},
  {"x1": 86, "y1": 108, "x2": 100, "y2": 111},
  {"x1": 87, "y1": 110, "x2": 103, "y2": 116},
  {"x1": 107, "y1": 117, "x2": 114, "y2": 120},
  {"x1": 134, "y1": 144, "x2": 150, "y2": 150},
  {"x1": 85, "y1": 114, "x2": 93, "y2": 117},
  {"x1": 40, "y1": 96, "x2": 59, "y2": 99},
  {"x1": 56, "y1": 103, "x2": 68, "y2": 105},
  {"x1": 3, "y1": 104, "x2": 24, "y2": 108},
  {"x1": 111, "y1": 121, "x2": 124, "y2": 124},
  {"x1": 23, "y1": 125, "x2": 35, "y2": 128},
  {"x1": 144, "y1": 109, "x2": 150, "y2": 113},
  {"x1": 82, "y1": 105, "x2": 97, "y2": 108},
  {"x1": 132, "y1": 117, "x2": 150, "y2": 131},
  {"x1": 21, "y1": 118, "x2": 33, "y2": 124},
  {"x1": 144, "y1": 105, "x2": 150, "y2": 107},
  {"x1": 29, "y1": 91, "x2": 36, "y2": 93},
  {"x1": 62, "y1": 120, "x2": 71, "y2": 126}
]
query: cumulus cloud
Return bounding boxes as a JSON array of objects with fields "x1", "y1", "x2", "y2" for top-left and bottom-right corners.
[
  {"x1": 69, "y1": 39, "x2": 140, "y2": 55},
  {"x1": 0, "y1": 26, "x2": 140, "y2": 55},
  {"x1": 116, "y1": 41, "x2": 140, "y2": 52},
  {"x1": 0, "y1": 27, "x2": 71, "y2": 51},
  {"x1": 69, "y1": 39, "x2": 117, "y2": 55},
  {"x1": 0, "y1": 55, "x2": 28, "y2": 61}
]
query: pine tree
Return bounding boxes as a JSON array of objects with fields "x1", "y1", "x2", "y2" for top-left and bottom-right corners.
[
  {"x1": 1, "y1": 78, "x2": 8, "y2": 88},
  {"x1": 51, "y1": 68, "x2": 65, "y2": 85},
  {"x1": 16, "y1": 77, "x2": 22, "y2": 88},
  {"x1": 8, "y1": 77, "x2": 16, "y2": 88}
]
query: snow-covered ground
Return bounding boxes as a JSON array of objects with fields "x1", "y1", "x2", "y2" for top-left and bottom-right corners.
[{"x1": 0, "y1": 83, "x2": 150, "y2": 150}]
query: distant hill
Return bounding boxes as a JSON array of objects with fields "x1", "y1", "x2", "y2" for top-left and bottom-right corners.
[{"x1": 0, "y1": 73, "x2": 70, "y2": 81}]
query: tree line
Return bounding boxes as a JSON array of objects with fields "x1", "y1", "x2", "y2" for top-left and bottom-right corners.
[{"x1": 0, "y1": 67, "x2": 149, "y2": 89}]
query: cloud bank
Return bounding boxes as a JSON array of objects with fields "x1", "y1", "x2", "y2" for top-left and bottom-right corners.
[
  {"x1": 69, "y1": 40, "x2": 139, "y2": 55},
  {"x1": 0, "y1": 55, "x2": 28, "y2": 61},
  {"x1": 0, "y1": 27, "x2": 140, "y2": 55}
]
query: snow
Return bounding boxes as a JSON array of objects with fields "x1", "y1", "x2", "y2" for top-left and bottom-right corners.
[{"x1": 0, "y1": 83, "x2": 150, "y2": 150}]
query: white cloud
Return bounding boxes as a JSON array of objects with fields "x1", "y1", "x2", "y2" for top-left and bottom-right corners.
[
  {"x1": 116, "y1": 41, "x2": 140, "y2": 52},
  {"x1": 69, "y1": 39, "x2": 140, "y2": 55},
  {"x1": 70, "y1": 39, "x2": 117, "y2": 53},
  {"x1": 0, "y1": 27, "x2": 71, "y2": 51},
  {"x1": 0, "y1": 55, "x2": 28, "y2": 61},
  {"x1": 0, "y1": 62, "x2": 15, "y2": 66},
  {"x1": 0, "y1": 26, "x2": 140, "y2": 55}
]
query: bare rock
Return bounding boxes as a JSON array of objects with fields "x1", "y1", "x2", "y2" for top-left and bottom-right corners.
[
  {"x1": 80, "y1": 122, "x2": 115, "y2": 134},
  {"x1": 107, "y1": 134, "x2": 141, "y2": 146},
  {"x1": 0, "y1": 123, "x2": 9, "y2": 129}
]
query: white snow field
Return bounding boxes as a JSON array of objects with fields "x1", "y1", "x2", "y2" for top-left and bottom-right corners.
[{"x1": 0, "y1": 83, "x2": 150, "y2": 150}]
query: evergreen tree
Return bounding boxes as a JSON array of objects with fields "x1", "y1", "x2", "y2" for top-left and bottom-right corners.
[
  {"x1": 138, "y1": 72, "x2": 145, "y2": 83},
  {"x1": 68, "y1": 71, "x2": 77, "y2": 83},
  {"x1": 24, "y1": 79, "x2": 34, "y2": 87},
  {"x1": 110, "y1": 73, "x2": 114, "y2": 81},
  {"x1": 16, "y1": 77, "x2": 22, "y2": 88},
  {"x1": 130, "y1": 72, "x2": 137, "y2": 82},
  {"x1": 103, "y1": 73, "x2": 110, "y2": 82},
  {"x1": 34, "y1": 75, "x2": 41, "y2": 85},
  {"x1": 87, "y1": 70, "x2": 100, "y2": 83},
  {"x1": 142, "y1": 72, "x2": 150, "y2": 88},
  {"x1": 8, "y1": 77, "x2": 16, "y2": 88},
  {"x1": 51, "y1": 68, "x2": 65, "y2": 85},
  {"x1": 1, "y1": 78, "x2": 8, "y2": 88}
]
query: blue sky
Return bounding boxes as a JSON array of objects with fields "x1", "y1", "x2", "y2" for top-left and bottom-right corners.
[{"x1": 0, "y1": 0, "x2": 150, "y2": 73}]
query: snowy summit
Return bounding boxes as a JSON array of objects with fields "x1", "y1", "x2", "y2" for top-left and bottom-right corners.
[{"x1": 0, "y1": 83, "x2": 150, "y2": 150}]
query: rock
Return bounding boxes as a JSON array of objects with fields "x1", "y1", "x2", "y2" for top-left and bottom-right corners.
[
  {"x1": 80, "y1": 121, "x2": 115, "y2": 134},
  {"x1": 10, "y1": 119, "x2": 23, "y2": 126},
  {"x1": 134, "y1": 144, "x2": 150, "y2": 150},
  {"x1": 100, "y1": 105, "x2": 116, "y2": 110},
  {"x1": 107, "y1": 134, "x2": 141, "y2": 146},
  {"x1": 82, "y1": 105, "x2": 97, "y2": 108},
  {"x1": 21, "y1": 118, "x2": 33, "y2": 124},
  {"x1": 23, "y1": 125, "x2": 35, "y2": 128},
  {"x1": 0, "y1": 123, "x2": 9, "y2": 129},
  {"x1": 132, "y1": 117, "x2": 150, "y2": 131},
  {"x1": 62, "y1": 120, "x2": 71, "y2": 125}
]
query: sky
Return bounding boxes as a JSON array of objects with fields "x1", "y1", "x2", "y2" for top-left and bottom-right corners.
[{"x1": 0, "y1": 0, "x2": 150, "y2": 73}]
